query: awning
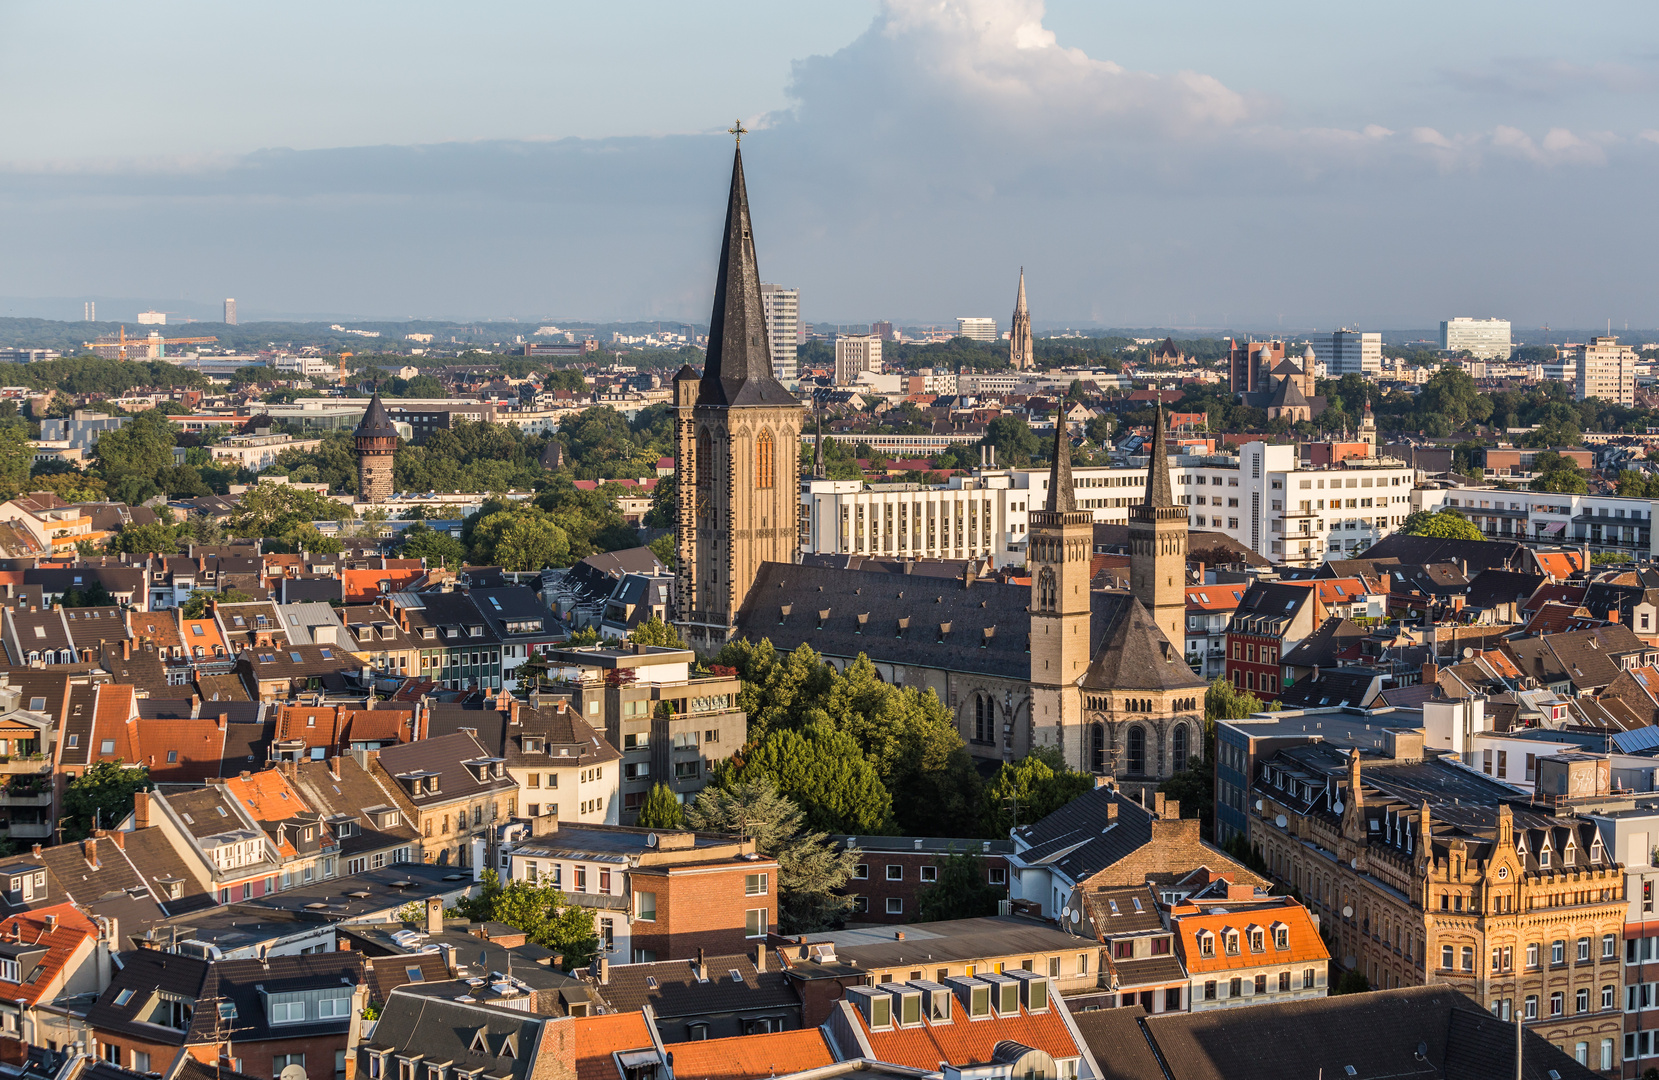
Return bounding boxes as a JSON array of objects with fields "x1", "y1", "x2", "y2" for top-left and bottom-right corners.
[{"x1": 1543, "y1": 521, "x2": 1565, "y2": 534}]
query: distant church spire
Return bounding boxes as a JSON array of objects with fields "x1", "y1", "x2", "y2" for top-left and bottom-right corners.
[
  {"x1": 1045, "y1": 411, "x2": 1075, "y2": 512},
  {"x1": 1009, "y1": 268, "x2": 1034, "y2": 371},
  {"x1": 1142, "y1": 399, "x2": 1175, "y2": 509},
  {"x1": 699, "y1": 146, "x2": 795, "y2": 409}
]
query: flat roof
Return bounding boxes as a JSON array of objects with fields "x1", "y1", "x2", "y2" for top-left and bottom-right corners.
[
  {"x1": 542, "y1": 645, "x2": 694, "y2": 669},
  {"x1": 819, "y1": 915, "x2": 1091, "y2": 969},
  {"x1": 1217, "y1": 707, "x2": 1425, "y2": 748},
  {"x1": 237, "y1": 864, "x2": 473, "y2": 920}
]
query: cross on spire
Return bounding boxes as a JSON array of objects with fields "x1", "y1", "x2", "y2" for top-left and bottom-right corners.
[{"x1": 728, "y1": 118, "x2": 747, "y2": 146}]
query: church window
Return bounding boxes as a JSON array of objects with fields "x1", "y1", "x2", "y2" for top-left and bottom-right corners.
[
  {"x1": 696, "y1": 429, "x2": 713, "y2": 493},
  {"x1": 1090, "y1": 725, "x2": 1105, "y2": 774},
  {"x1": 1172, "y1": 725, "x2": 1189, "y2": 773},
  {"x1": 1037, "y1": 568, "x2": 1056, "y2": 612},
  {"x1": 1127, "y1": 727, "x2": 1146, "y2": 775},
  {"x1": 973, "y1": 695, "x2": 993, "y2": 744},
  {"x1": 756, "y1": 430, "x2": 775, "y2": 489}
]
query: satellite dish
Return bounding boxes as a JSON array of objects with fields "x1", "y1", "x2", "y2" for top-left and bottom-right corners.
[
  {"x1": 646, "y1": 833, "x2": 659, "y2": 848},
  {"x1": 1462, "y1": 647, "x2": 1474, "y2": 659},
  {"x1": 282, "y1": 1067, "x2": 308, "y2": 1080},
  {"x1": 1254, "y1": 799, "x2": 1264, "y2": 812},
  {"x1": 1069, "y1": 909, "x2": 1080, "y2": 923},
  {"x1": 1351, "y1": 858, "x2": 1361, "y2": 870},
  {"x1": 1342, "y1": 905, "x2": 1354, "y2": 919},
  {"x1": 1275, "y1": 814, "x2": 1288, "y2": 829},
  {"x1": 1333, "y1": 801, "x2": 1345, "y2": 814}
]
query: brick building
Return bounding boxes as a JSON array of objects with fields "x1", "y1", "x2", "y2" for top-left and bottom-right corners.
[
  {"x1": 830, "y1": 836, "x2": 1011, "y2": 923},
  {"x1": 1223, "y1": 580, "x2": 1324, "y2": 702},
  {"x1": 499, "y1": 817, "x2": 777, "y2": 965}
]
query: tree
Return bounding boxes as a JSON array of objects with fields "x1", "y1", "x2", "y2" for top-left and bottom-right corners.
[
  {"x1": 224, "y1": 483, "x2": 350, "y2": 538},
  {"x1": 399, "y1": 522, "x2": 467, "y2": 570},
  {"x1": 0, "y1": 421, "x2": 34, "y2": 498},
  {"x1": 469, "y1": 508, "x2": 571, "y2": 570},
  {"x1": 982, "y1": 750, "x2": 1094, "y2": 834},
  {"x1": 180, "y1": 587, "x2": 253, "y2": 619},
  {"x1": 684, "y1": 779, "x2": 859, "y2": 933},
  {"x1": 732, "y1": 720, "x2": 895, "y2": 834},
  {"x1": 635, "y1": 783, "x2": 683, "y2": 829},
  {"x1": 913, "y1": 849, "x2": 1003, "y2": 922},
  {"x1": 1332, "y1": 969, "x2": 1371, "y2": 995},
  {"x1": 1397, "y1": 508, "x2": 1484, "y2": 541},
  {"x1": 59, "y1": 582, "x2": 115, "y2": 608},
  {"x1": 647, "y1": 531, "x2": 675, "y2": 568},
  {"x1": 451, "y1": 869, "x2": 598, "y2": 967},
  {"x1": 982, "y1": 416, "x2": 1039, "y2": 467},
  {"x1": 91, "y1": 411, "x2": 177, "y2": 502},
  {"x1": 108, "y1": 520, "x2": 181, "y2": 556},
  {"x1": 61, "y1": 761, "x2": 151, "y2": 840},
  {"x1": 1206, "y1": 676, "x2": 1269, "y2": 723},
  {"x1": 629, "y1": 615, "x2": 685, "y2": 649}
]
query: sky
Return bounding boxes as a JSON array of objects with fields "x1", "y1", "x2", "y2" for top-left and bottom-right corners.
[{"x1": 1, "y1": 0, "x2": 1656, "y2": 331}]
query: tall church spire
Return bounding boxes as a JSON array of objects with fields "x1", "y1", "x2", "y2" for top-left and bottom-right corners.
[
  {"x1": 699, "y1": 146, "x2": 795, "y2": 409},
  {"x1": 1009, "y1": 268, "x2": 1033, "y2": 370},
  {"x1": 1045, "y1": 412, "x2": 1075, "y2": 512},
  {"x1": 1142, "y1": 401, "x2": 1175, "y2": 509}
]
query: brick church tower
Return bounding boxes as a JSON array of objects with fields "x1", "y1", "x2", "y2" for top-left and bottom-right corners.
[
  {"x1": 353, "y1": 391, "x2": 398, "y2": 503},
  {"x1": 673, "y1": 139, "x2": 803, "y2": 652}
]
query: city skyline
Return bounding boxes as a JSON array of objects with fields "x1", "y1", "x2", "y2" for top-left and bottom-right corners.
[{"x1": 1, "y1": 1, "x2": 1655, "y2": 327}]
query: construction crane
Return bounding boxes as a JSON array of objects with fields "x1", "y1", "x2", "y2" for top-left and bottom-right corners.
[
  {"x1": 88, "y1": 326, "x2": 218, "y2": 360},
  {"x1": 337, "y1": 351, "x2": 353, "y2": 386}
]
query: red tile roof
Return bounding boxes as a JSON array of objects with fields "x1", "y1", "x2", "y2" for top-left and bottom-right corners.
[
  {"x1": 134, "y1": 717, "x2": 228, "y2": 782},
  {"x1": 1172, "y1": 898, "x2": 1330, "y2": 975},
  {"x1": 573, "y1": 1013, "x2": 655, "y2": 1080},
  {"x1": 90, "y1": 685, "x2": 138, "y2": 763},
  {"x1": 0, "y1": 903, "x2": 96, "y2": 1004},
  {"x1": 1186, "y1": 586, "x2": 1245, "y2": 611},
  {"x1": 853, "y1": 998, "x2": 1084, "y2": 1070},
  {"x1": 666, "y1": 1030, "x2": 834, "y2": 1080},
  {"x1": 1535, "y1": 551, "x2": 1585, "y2": 581}
]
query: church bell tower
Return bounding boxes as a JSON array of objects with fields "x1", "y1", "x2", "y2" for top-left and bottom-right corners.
[
  {"x1": 1128, "y1": 404, "x2": 1187, "y2": 647},
  {"x1": 673, "y1": 133, "x2": 803, "y2": 652},
  {"x1": 1029, "y1": 415, "x2": 1093, "y2": 767}
]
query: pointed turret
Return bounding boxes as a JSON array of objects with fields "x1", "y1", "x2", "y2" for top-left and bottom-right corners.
[
  {"x1": 1045, "y1": 412, "x2": 1075, "y2": 512},
  {"x1": 1142, "y1": 402, "x2": 1175, "y2": 509},
  {"x1": 699, "y1": 147, "x2": 795, "y2": 409},
  {"x1": 1015, "y1": 268, "x2": 1028, "y2": 314},
  {"x1": 1009, "y1": 268, "x2": 1034, "y2": 370},
  {"x1": 353, "y1": 390, "x2": 398, "y2": 440}
]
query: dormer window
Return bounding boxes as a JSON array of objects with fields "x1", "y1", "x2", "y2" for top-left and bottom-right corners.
[
  {"x1": 1539, "y1": 847, "x2": 1552, "y2": 869},
  {"x1": 1274, "y1": 925, "x2": 1289, "y2": 950},
  {"x1": 1224, "y1": 930, "x2": 1240, "y2": 956},
  {"x1": 1248, "y1": 929, "x2": 1264, "y2": 953},
  {"x1": 1198, "y1": 932, "x2": 1215, "y2": 958}
]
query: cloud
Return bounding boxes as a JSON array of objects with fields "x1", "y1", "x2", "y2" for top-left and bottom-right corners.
[{"x1": 0, "y1": 0, "x2": 1656, "y2": 328}]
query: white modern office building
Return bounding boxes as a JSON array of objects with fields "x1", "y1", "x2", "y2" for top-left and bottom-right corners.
[
  {"x1": 1316, "y1": 329, "x2": 1382, "y2": 377},
  {"x1": 760, "y1": 283, "x2": 799, "y2": 381},
  {"x1": 956, "y1": 317, "x2": 997, "y2": 342},
  {"x1": 1439, "y1": 317, "x2": 1511, "y2": 359},
  {"x1": 799, "y1": 441, "x2": 1416, "y2": 568}
]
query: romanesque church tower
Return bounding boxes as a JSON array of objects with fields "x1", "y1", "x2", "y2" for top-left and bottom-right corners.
[
  {"x1": 1028, "y1": 416, "x2": 1093, "y2": 763},
  {"x1": 672, "y1": 143, "x2": 803, "y2": 653},
  {"x1": 1128, "y1": 405, "x2": 1187, "y2": 647},
  {"x1": 1009, "y1": 268, "x2": 1033, "y2": 371},
  {"x1": 353, "y1": 391, "x2": 397, "y2": 503}
]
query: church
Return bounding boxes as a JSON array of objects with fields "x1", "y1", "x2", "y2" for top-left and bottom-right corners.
[{"x1": 673, "y1": 142, "x2": 1206, "y2": 785}]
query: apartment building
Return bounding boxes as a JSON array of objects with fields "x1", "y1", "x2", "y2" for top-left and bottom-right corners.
[
  {"x1": 760, "y1": 283, "x2": 799, "y2": 382},
  {"x1": 498, "y1": 816, "x2": 778, "y2": 964},
  {"x1": 1249, "y1": 735, "x2": 1626, "y2": 1070},
  {"x1": 1173, "y1": 896, "x2": 1330, "y2": 1012},
  {"x1": 834, "y1": 334, "x2": 882, "y2": 386},
  {"x1": 1570, "y1": 337, "x2": 1638, "y2": 406},
  {"x1": 1420, "y1": 487, "x2": 1657, "y2": 559},
  {"x1": 1316, "y1": 329, "x2": 1382, "y2": 377},
  {"x1": 1186, "y1": 585, "x2": 1245, "y2": 680},
  {"x1": 373, "y1": 732, "x2": 519, "y2": 869},
  {"x1": 544, "y1": 644, "x2": 745, "y2": 822},
  {"x1": 1441, "y1": 317, "x2": 1513, "y2": 359}
]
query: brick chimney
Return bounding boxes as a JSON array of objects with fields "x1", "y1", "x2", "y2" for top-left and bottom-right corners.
[
  {"x1": 1153, "y1": 792, "x2": 1167, "y2": 817},
  {"x1": 755, "y1": 943, "x2": 766, "y2": 973},
  {"x1": 122, "y1": 639, "x2": 130, "y2": 661},
  {"x1": 82, "y1": 837, "x2": 97, "y2": 869},
  {"x1": 133, "y1": 790, "x2": 150, "y2": 830},
  {"x1": 1422, "y1": 660, "x2": 1439, "y2": 687}
]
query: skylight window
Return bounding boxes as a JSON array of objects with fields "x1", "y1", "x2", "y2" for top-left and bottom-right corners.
[
  {"x1": 319, "y1": 648, "x2": 333, "y2": 660},
  {"x1": 114, "y1": 989, "x2": 134, "y2": 1007},
  {"x1": 290, "y1": 652, "x2": 303, "y2": 663},
  {"x1": 192, "y1": 625, "x2": 204, "y2": 637},
  {"x1": 28, "y1": 698, "x2": 44, "y2": 712}
]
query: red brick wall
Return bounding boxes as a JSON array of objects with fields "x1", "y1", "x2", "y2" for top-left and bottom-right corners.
[
  {"x1": 838, "y1": 850, "x2": 1009, "y2": 924},
  {"x1": 629, "y1": 861, "x2": 778, "y2": 961},
  {"x1": 186, "y1": 1033, "x2": 348, "y2": 1080},
  {"x1": 92, "y1": 1030, "x2": 179, "y2": 1073}
]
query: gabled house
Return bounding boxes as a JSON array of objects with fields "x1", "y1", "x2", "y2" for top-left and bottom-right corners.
[
  {"x1": 371, "y1": 732, "x2": 517, "y2": 869},
  {"x1": 284, "y1": 756, "x2": 421, "y2": 874},
  {"x1": 1223, "y1": 582, "x2": 1325, "y2": 702},
  {"x1": 0, "y1": 903, "x2": 103, "y2": 1056}
]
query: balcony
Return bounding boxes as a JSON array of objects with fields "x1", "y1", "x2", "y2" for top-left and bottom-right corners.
[{"x1": 2, "y1": 822, "x2": 50, "y2": 840}]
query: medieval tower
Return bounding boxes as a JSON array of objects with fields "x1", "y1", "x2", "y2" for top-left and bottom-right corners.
[
  {"x1": 1009, "y1": 268, "x2": 1033, "y2": 370},
  {"x1": 1028, "y1": 416, "x2": 1093, "y2": 765},
  {"x1": 353, "y1": 391, "x2": 398, "y2": 503},
  {"x1": 673, "y1": 139, "x2": 804, "y2": 652},
  {"x1": 1127, "y1": 404, "x2": 1187, "y2": 647}
]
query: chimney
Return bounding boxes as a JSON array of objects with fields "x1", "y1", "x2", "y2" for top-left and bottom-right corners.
[
  {"x1": 134, "y1": 790, "x2": 150, "y2": 830},
  {"x1": 190, "y1": 693, "x2": 201, "y2": 716},
  {"x1": 425, "y1": 897, "x2": 443, "y2": 934},
  {"x1": 894, "y1": 931, "x2": 905, "y2": 941},
  {"x1": 695, "y1": 947, "x2": 705, "y2": 981},
  {"x1": 1105, "y1": 801, "x2": 1118, "y2": 822},
  {"x1": 597, "y1": 956, "x2": 610, "y2": 984},
  {"x1": 122, "y1": 639, "x2": 130, "y2": 661},
  {"x1": 1153, "y1": 792, "x2": 1167, "y2": 817},
  {"x1": 755, "y1": 943, "x2": 766, "y2": 973},
  {"x1": 82, "y1": 837, "x2": 97, "y2": 869},
  {"x1": 1422, "y1": 660, "x2": 1439, "y2": 687},
  {"x1": 43, "y1": 914, "x2": 57, "y2": 934}
]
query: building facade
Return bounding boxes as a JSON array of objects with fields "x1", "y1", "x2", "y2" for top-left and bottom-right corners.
[
  {"x1": 956, "y1": 317, "x2": 997, "y2": 342},
  {"x1": 1571, "y1": 337, "x2": 1638, "y2": 406},
  {"x1": 1318, "y1": 329, "x2": 1382, "y2": 377},
  {"x1": 760, "y1": 283, "x2": 799, "y2": 382},
  {"x1": 1441, "y1": 317, "x2": 1511, "y2": 359},
  {"x1": 833, "y1": 334, "x2": 881, "y2": 386}
]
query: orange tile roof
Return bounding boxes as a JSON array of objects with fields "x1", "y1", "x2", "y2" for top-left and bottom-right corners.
[
  {"x1": 341, "y1": 568, "x2": 425, "y2": 602},
  {"x1": 0, "y1": 904, "x2": 96, "y2": 1004},
  {"x1": 91, "y1": 684, "x2": 138, "y2": 763},
  {"x1": 222, "y1": 770, "x2": 316, "y2": 857},
  {"x1": 1536, "y1": 552, "x2": 1585, "y2": 580},
  {"x1": 573, "y1": 1012, "x2": 655, "y2": 1080},
  {"x1": 1173, "y1": 899, "x2": 1329, "y2": 975},
  {"x1": 1477, "y1": 650, "x2": 1522, "y2": 679},
  {"x1": 667, "y1": 1030, "x2": 834, "y2": 1080},
  {"x1": 181, "y1": 616, "x2": 229, "y2": 658},
  {"x1": 1309, "y1": 578, "x2": 1376, "y2": 604},
  {"x1": 854, "y1": 1000, "x2": 1083, "y2": 1070},
  {"x1": 275, "y1": 704, "x2": 344, "y2": 749},
  {"x1": 1186, "y1": 586, "x2": 1245, "y2": 611},
  {"x1": 134, "y1": 717, "x2": 228, "y2": 782},
  {"x1": 340, "y1": 708, "x2": 414, "y2": 744}
]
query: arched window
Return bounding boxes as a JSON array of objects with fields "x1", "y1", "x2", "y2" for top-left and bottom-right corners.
[
  {"x1": 1127, "y1": 727, "x2": 1146, "y2": 775},
  {"x1": 1090, "y1": 724, "x2": 1106, "y2": 774},
  {"x1": 974, "y1": 694, "x2": 992, "y2": 744},
  {"x1": 755, "y1": 430, "x2": 775, "y2": 489},
  {"x1": 1037, "y1": 568, "x2": 1056, "y2": 612},
  {"x1": 696, "y1": 429, "x2": 713, "y2": 491},
  {"x1": 1173, "y1": 725, "x2": 1190, "y2": 773}
]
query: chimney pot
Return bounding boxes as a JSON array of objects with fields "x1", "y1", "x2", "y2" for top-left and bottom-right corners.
[{"x1": 894, "y1": 931, "x2": 905, "y2": 941}]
